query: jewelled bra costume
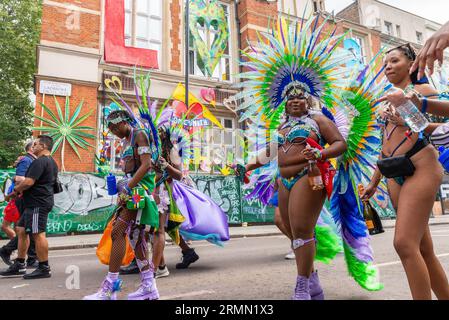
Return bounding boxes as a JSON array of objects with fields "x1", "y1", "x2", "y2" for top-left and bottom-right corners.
[{"x1": 278, "y1": 113, "x2": 325, "y2": 190}]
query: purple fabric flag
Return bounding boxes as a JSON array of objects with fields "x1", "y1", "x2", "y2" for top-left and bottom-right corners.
[{"x1": 171, "y1": 180, "x2": 230, "y2": 242}]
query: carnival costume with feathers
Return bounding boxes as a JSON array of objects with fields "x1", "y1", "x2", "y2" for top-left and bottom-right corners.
[
  {"x1": 236, "y1": 15, "x2": 387, "y2": 291},
  {"x1": 106, "y1": 70, "x2": 229, "y2": 247}
]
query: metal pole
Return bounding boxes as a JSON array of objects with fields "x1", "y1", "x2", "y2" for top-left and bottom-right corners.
[{"x1": 185, "y1": 0, "x2": 190, "y2": 109}]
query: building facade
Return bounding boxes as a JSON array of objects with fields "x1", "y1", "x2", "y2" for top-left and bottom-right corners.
[
  {"x1": 34, "y1": 0, "x2": 313, "y2": 173},
  {"x1": 33, "y1": 0, "x2": 441, "y2": 174},
  {"x1": 337, "y1": 0, "x2": 448, "y2": 55}
]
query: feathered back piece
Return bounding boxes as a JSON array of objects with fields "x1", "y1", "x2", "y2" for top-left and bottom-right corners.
[{"x1": 235, "y1": 15, "x2": 351, "y2": 129}]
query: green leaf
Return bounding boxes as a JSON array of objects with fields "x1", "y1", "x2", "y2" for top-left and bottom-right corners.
[
  {"x1": 51, "y1": 136, "x2": 63, "y2": 154},
  {"x1": 69, "y1": 99, "x2": 84, "y2": 126},
  {"x1": 32, "y1": 114, "x2": 60, "y2": 128},
  {"x1": 64, "y1": 96, "x2": 70, "y2": 123},
  {"x1": 39, "y1": 102, "x2": 62, "y2": 125},
  {"x1": 71, "y1": 110, "x2": 94, "y2": 128},
  {"x1": 72, "y1": 126, "x2": 94, "y2": 131},
  {"x1": 53, "y1": 96, "x2": 65, "y2": 124},
  {"x1": 66, "y1": 135, "x2": 81, "y2": 159},
  {"x1": 71, "y1": 131, "x2": 96, "y2": 139},
  {"x1": 30, "y1": 126, "x2": 59, "y2": 132},
  {"x1": 71, "y1": 135, "x2": 93, "y2": 149}
]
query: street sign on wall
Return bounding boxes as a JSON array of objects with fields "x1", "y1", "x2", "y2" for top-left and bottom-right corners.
[{"x1": 39, "y1": 80, "x2": 72, "y2": 96}]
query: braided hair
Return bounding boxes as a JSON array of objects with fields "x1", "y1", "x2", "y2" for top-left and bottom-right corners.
[{"x1": 386, "y1": 43, "x2": 427, "y2": 85}]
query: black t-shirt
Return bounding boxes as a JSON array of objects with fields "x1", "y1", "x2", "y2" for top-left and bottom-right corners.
[{"x1": 23, "y1": 155, "x2": 59, "y2": 209}]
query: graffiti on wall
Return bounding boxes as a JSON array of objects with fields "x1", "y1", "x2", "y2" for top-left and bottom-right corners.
[
  {"x1": 55, "y1": 173, "x2": 116, "y2": 215},
  {"x1": 0, "y1": 170, "x2": 117, "y2": 238},
  {"x1": 191, "y1": 175, "x2": 242, "y2": 224}
]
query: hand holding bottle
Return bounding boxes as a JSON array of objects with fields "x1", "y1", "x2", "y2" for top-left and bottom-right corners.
[
  {"x1": 302, "y1": 144, "x2": 322, "y2": 161},
  {"x1": 377, "y1": 86, "x2": 428, "y2": 132},
  {"x1": 359, "y1": 183, "x2": 377, "y2": 201}
]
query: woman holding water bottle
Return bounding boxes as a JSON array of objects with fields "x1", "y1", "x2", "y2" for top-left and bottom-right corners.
[{"x1": 361, "y1": 43, "x2": 449, "y2": 300}]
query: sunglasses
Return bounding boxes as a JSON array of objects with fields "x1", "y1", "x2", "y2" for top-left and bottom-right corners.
[{"x1": 386, "y1": 43, "x2": 416, "y2": 60}]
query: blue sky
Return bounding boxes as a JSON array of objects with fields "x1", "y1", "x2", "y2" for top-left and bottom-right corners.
[{"x1": 326, "y1": 0, "x2": 449, "y2": 24}]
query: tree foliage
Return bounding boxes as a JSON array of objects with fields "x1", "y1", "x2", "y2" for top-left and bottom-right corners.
[{"x1": 0, "y1": 0, "x2": 42, "y2": 167}]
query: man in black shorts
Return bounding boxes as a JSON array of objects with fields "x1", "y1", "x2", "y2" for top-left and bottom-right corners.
[{"x1": 0, "y1": 135, "x2": 59, "y2": 279}]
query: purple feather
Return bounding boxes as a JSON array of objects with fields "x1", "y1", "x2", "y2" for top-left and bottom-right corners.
[{"x1": 342, "y1": 229, "x2": 373, "y2": 263}]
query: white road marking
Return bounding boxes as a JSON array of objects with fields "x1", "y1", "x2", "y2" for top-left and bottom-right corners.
[
  {"x1": 374, "y1": 253, "x2": 449, "y2": 268},
  {"x1": 160, "y1": 290, "x2": 215, "y2": 300},
  {"x1": 12, "y1": 284, "x2": 29, "y2": 289}
]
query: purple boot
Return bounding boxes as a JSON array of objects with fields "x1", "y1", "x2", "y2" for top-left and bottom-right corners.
[
  {"x1": 127, "y1": 269, "x2": 159, "y2": 300},
  {"x1": 292, "y1": 275, "x2": 311, "y2": 300},
  {"x1": 83, "y1": 277, "x2": 122, "y2": 300},
  {"x1": 309, "y1": 270, "x2": 324, "y2": 300}
]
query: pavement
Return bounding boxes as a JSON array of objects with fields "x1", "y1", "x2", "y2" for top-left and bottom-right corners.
[
  {"x1": 2, "y1": 224, "x2": 449, "y2": 299},
  {"x1": 1, "y1": 214, "x2": 449, "y2": 251}
]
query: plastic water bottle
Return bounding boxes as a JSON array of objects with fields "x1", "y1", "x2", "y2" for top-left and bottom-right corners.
[
  {"x1": 384, "y1": 84, "x2": 429, "y2": 132},
  {"x1": 106, "y1": 173, "x2": 117, "y2": 196}
]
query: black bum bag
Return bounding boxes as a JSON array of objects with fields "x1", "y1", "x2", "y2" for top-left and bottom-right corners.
[{"x1": 377, "y1": 138, "x2": 428, "y2": 179}]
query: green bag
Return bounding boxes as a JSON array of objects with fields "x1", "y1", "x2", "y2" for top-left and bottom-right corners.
[
  {"x1": 135, "y1": 195, "x2": 159, "y2": 229},
  {"x1": 126, "y1": 187, "x2": 146, "y2": 210}
]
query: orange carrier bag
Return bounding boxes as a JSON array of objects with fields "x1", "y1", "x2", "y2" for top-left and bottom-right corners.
[{"x1": 96, "y1": 220, "x2": 135, "y2": 266}]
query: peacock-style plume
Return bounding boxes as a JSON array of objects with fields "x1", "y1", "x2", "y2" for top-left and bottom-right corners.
[{"x1": 235, "y1": 16, "x2": 351, "y2": 130}]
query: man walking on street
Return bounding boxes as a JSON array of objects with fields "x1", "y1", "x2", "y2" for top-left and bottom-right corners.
[
  {"x1": 0, "y1": 135, "x2": 59, "y2": 279},
  {"x1": 0, "y1": 141, "x2": 38, "y2": 267}
]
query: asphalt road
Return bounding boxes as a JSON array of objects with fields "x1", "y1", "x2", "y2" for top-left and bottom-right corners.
[{"x1": 1, "y1": 225, "x2": 449, "y2": 300}]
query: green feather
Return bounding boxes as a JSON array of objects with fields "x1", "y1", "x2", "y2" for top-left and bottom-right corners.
[
  {"x1": 343, "y1": 243, "x2": 384, "y2": 291},
  {"x1": 314, "y1": 225, "x2": 343, "y2": 264}
]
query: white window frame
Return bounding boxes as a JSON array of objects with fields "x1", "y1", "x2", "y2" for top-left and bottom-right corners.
[
  {"x1": 353, "y1": 34, "x2": 367, "y2": 65},
  {"x1": 384, "y1": 21, "x2": 393, "y2": 36},
  {"x1": 188, "y1": 1, "x2": 233, "y2": 82},
  {"x1": 416, "y1": 31, "x2": 423, "y2": 44},
  {"x1": 124, "y1": 0, "x2": 163, "y2": 67},
  {"x1": 97, "y1": 104, "x2": 124, "y2": 174},
  {"x1": 396, "y1": 25, "x2": 401, "y2": 38}
]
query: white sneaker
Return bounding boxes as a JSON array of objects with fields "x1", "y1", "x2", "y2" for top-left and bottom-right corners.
[
  {"x1": 285, "y1": 251, "x2": 295, "y2": 260},
  {"x1": 155, "y1": 265, "x2": 170, "y2": 279}
]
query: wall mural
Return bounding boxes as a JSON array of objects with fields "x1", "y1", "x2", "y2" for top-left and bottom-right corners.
[{"x1": 189, "y1": 0, "x2": 230, "y2": 77}]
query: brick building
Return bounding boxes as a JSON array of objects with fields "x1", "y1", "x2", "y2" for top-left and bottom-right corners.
[{"x1": 34, "y1": 0, "x2": 383, "y2": 173}]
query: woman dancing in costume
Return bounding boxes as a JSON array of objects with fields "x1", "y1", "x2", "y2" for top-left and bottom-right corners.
[
  {"x1": 362, "y1": 43, "x2": 449, "y2": 300},
  {"x1": 236, "y1": 15, "x2": 387, "y2": 299},
  {"x1": 239, "y1": 85, "x2": 347, "y2": 300},
  {"x1": 84, "y1": 110, "x2": 160, "y2": 300}
]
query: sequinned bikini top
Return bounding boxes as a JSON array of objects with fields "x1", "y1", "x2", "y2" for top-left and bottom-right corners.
[{"x1": 277, "y1": 113, "x2": 323, "y2": 146}]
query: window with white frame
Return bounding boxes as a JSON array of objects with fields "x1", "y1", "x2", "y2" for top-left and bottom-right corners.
[
  {"x1": 416, "y1": 31, "x2": 423, "y2": 44},
  {"x1": 124, "y1": 0, "x2": 163, "y2": 65},
  {"x1": 353, "y1": 35, "x2": 367, "y2": 64},
  {"x1": 188, "y1": 1, "x2": 232, "y2": 81},
  {"x1": 384, "y1": 21, "x2": 393, "y2": 36},
  {"x1": 97, "y1": 104, "x2": 124, "y2": 173},
  {"x1": 191, "y1": 117, "x2": 237, "y2": 173},
  {"x1": 396, "y1": 25, "x2": 401, "y2": 38},
  {"x1": 278, "y1": 0, "x2": 318, "y2": 16}
]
